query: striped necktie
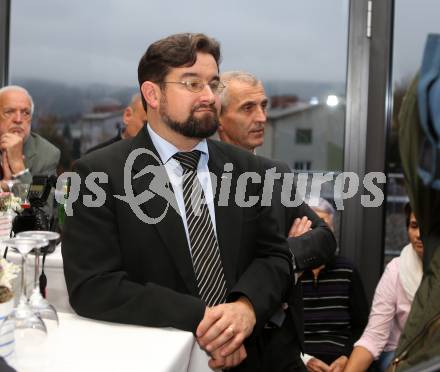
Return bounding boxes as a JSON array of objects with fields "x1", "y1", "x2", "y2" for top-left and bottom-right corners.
[{"x1": 173, "y1": 150, "x2": 227, "y2": 306}]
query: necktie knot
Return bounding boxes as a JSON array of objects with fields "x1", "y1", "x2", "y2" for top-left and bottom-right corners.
[{"x1": 173, "y1": 150, "x2": 201, "y2": 171}]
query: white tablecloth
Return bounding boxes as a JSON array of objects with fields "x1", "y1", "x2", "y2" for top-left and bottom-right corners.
[
  {"x1": 9, "y1": 312, "x2": 214, "y2": 372},
  {"x1": 5, "y1": 246, "x2": 216, "y2": 372}
]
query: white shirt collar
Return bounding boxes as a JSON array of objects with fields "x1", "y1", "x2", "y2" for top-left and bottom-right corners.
[{"x1": 147, "y1": 124, "x2": 209, "y2": 165}]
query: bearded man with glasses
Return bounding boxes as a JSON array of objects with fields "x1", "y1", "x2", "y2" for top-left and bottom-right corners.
[{"x1": 62, "y1": 33, "x2": 295, "y2": 371}]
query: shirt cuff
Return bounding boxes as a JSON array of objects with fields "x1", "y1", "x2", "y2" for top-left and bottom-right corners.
[
  {"x1": 301, "y1": 353, "x2": 314, "y2": 365},
  {"x1": 12, "y1": 168, "x2": 30, "y2": 179}
]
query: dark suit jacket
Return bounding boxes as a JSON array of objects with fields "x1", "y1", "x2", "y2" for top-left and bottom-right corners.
[
  {"x1": 62, "y1": 127, "x2": 293, "y2": 369},
  {"x1": 258, "y1": 156, "x2": 337, "y2": 350},
  {"x1": 85, "y1": 133, "x2": 122, "y2": 154}
]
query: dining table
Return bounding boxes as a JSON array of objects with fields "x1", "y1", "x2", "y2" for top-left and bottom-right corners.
[{"x1": 4, "y1": 244, "x2": 217, "y2": 372}]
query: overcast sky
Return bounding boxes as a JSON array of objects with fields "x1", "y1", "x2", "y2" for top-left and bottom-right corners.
[{"x1": 9, "y1": 0, "x2": 440, "y2": 87}]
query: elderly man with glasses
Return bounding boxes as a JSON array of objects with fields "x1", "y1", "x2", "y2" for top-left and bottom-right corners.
[{"x1": 0, "y1": 85, "x2": 60, "y2": 188}]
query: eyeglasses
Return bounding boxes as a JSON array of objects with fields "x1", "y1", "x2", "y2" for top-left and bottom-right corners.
[
  {"x1": 162, "y1": 79, "x2": 225, "y2": 94},
  {"x1": 1, "y1": 108, "x2": 32, "y2": 120}
]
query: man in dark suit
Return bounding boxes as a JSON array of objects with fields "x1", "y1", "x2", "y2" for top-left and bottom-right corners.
[
  {"x1": 218, "y1": 71, "x2": 337, "y2": 371},
  {"x1": 62, "y1": 33, "x2": 296, "y2": 371},
  {"x1": 0, "y1": 85, "x2": 60, "y2": 187}
]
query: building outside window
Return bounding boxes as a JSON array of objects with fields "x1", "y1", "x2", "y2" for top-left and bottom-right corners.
[
  {"x1": 9, "y1": 0, "x2": 349, "y2": 241},
  {"x1": 293, "y1": 161, "x2": 312, "y2": 171},
  {"x1": 10, "y1": 0, "x2": 349, "y2": 173},
  {"x1": 296, "y1": 128, "x2": 313, "y2": 144}
]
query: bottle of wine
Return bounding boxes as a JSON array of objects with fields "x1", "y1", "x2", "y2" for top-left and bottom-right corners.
[{"x1": 56, "y1": 179, "x2": 69, "y2": 232}]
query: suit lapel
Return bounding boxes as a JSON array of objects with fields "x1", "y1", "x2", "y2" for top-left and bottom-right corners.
[
  {"x1": 207, "y1": 141, "x2": 242, "y2": 290},
  {"x1": 128, "y1": 128, "x2": 199, "y2": 296},
  {"x1": 23, "y1": 133, "x2": 37, "y2": 169}
]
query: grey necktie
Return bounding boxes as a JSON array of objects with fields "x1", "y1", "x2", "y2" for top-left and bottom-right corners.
[{"x1": 173, "y1": 150, "x2": 227, "y2": 306}]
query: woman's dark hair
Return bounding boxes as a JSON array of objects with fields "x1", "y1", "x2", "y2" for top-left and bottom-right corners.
[
  {"x1": 404, "y1": 202, "x2": 413, "y2": 228},
  {"x1": 137, "y1": 33, "x2": 221, "y2": 110}
]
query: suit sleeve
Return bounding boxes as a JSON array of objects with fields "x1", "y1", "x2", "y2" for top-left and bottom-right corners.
[
  {"x1": 286, "y1": 201, "x2": 336, "y2": 271},
  {"x1": 227, "y1": 158, "x2": 294, "y2": 332},
  {"x1": 18, "y1": 143, "x2": 61, "y2": 184},
  {"x1": 14, "y1": 169, "x2": 32, "y2": 184},
  {"x1": 62, "y1": 159, "x2": 205, "y2": 333},
  {"x1": 268, "y1": 160, "x2": 337, "y2": 271}
]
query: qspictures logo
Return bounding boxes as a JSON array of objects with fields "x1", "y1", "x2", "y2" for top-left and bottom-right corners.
[{"x1": 56, "y1": 149, "x2": 386, "y2": 224}]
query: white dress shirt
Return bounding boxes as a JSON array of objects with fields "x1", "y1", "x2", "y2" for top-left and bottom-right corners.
[{"x1": 147, "y1": 125, "x2": 217, "y2": 249}]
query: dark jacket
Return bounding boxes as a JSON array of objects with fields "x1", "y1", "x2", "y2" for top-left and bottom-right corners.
[
  {"x1": 258, "y1": 156, "x2": 337, "y2": 350},
  {"x1": 85, "y1": 133, "x2": 122, "y2": 154},
  {"x1": 62, "y1": 127, "x2": 293, "y2": 370},
  {"x1": 395, "y1": 71, "x2": 440, "y2": 371}
]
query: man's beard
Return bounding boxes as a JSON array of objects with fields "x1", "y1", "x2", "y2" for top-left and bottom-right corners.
[{"x1": 159, "y1": 96, "x2": 219, "y2": 139}]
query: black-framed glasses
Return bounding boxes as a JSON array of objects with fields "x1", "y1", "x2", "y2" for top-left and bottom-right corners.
[{"x1": 162, "y1": 78, "x2": 225, "y2": 94}]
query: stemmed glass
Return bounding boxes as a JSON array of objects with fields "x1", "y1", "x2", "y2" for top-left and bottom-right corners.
[
  {"x1": 3, "y1": 179, "x2": 17, "y2": 194},
  {"x1": 0, "y1": 179, "x2": 19, "y2": 232},
  {"x1": 0, "y1": 238, "x2": 49, "y2": 333},
  {"x1": 16, "y1": 231, "x2": 60, "y2": 327},
  {"x1": 0, "y1": 237, "x2": 50, "y2": 370},
  {"x1": 11, "y1": 183, "x2": 30, "y2": 209}
]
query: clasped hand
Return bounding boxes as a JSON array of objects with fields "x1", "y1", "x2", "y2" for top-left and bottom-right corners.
[
  {"x1": 0, "y1": 133, "x2": 25, "y2": 177},
  {"x1": 196, "y1": 297, "x2": 256, "y2": 369}
]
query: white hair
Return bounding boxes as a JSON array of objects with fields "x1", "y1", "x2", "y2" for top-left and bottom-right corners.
[
  {"x1": 219, "y1": 71, "x2": 261, "y2": 112},
  {"x1": 306, "y1": 197, "x2": 335, "y2": 220},
  {"x1": 0, "y1": 85, "x2": 35, "y2": 115}
]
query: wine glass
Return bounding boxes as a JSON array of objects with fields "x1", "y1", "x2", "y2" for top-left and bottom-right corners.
[
  {"x1": 11, "y1": 183, "x2": 30, "y2": 209},
  {"x1": 0, "y1": 237, "x2": 50, "y2": 369},
  {"x1": 0, "y1": 180, "x2": 22, "y2": 243},
  {"x1": 0, "y1": 238, "x2": 48, "y2": 358},
  {"x1": 0, "y1": 237, "x2": 48, "y2": 330},
  {"x1": 3, "y1": 179, "x2": 17, "y2": 194},
  {"x1": 16, "y1": 231, "x2": 60, "y2": 328}
]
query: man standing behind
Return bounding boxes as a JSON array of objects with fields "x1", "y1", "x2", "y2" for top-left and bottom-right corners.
[
  {"x1": 62, "y1": 33, "x2": 293, "y2": 371},
  {"x1": 218, "y1": 71, "x2": 337, "y2": 371},
  {"x1": 86, "y1": 93, "x2": 147, "y2": 153},
  {"x1": 0, "y1": 85, "x2": 60, "y2": 186},
  {"x1": 218, "y1": 71, "x2": 267, "y2": 152}
]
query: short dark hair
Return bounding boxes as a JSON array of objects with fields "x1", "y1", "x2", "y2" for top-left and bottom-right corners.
[
  {"x1": 138, "y1": 33, "x2": 221, "y2": 110},
  {"x1": 404, "y1": 202, "x2": 413, "y2": 228}
]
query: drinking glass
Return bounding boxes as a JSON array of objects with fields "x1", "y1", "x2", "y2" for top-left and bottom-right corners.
[
  {"x1": 0, "y1": 237, "x2": 50, "y2": 370},
  {"x1": 16, "y1": 231, "x2": 60, "y2": 327},
  {"x1": 11, "y1": 183, "x2": 30, "y2": 209},
  {"x1": 3, "y1": 180, "x2": 17, "y2": 194},
  {"x1": 0, "y1": 238, "x2": 48, "y2": 330}
]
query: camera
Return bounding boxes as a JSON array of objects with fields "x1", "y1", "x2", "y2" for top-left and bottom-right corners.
[{"x1": 12, "y1": 175, "x2": 57, "y2": 252}]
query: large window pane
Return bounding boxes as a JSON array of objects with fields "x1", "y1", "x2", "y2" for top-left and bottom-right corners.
[
  {"x1": 385, "y1": 0, "x2": 440, "y2": 263},
  {"x1": 10, "y1": 0, "x2": 349, "y2": 169},
  {"x1": 10, "y1": 0, "x2": 349, "y2": 243}
]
